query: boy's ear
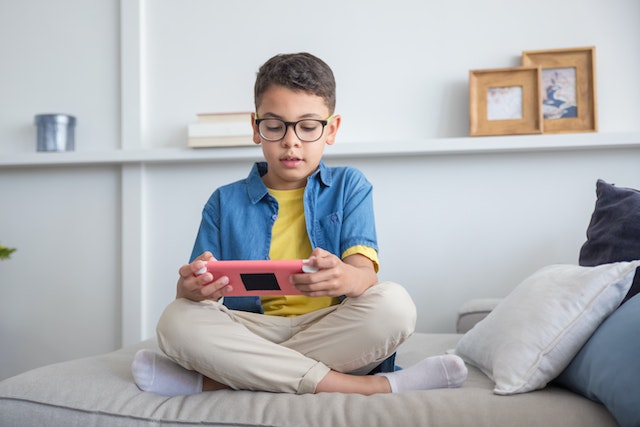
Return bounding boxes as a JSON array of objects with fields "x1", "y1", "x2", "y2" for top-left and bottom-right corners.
[
  {"x1": 251, "y1": 112, "x2": 261, "y2": 145},
  {"x1": 324, "y1": 114, "x2": 341, "y2": 146}
]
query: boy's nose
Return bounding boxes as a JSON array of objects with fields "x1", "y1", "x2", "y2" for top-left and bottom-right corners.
[{"x1": 281, "y1": 125, "x2": 302, "y2": 147}]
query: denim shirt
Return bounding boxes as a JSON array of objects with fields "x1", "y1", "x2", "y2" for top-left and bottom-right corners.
[{"x1": 190, "y1": 160, "x2": 379, "y2": 313}]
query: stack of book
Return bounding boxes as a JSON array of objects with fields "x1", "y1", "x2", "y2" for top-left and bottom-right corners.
[{"x1": 187, "y1": 112, "x2": 254, "y2": 148}]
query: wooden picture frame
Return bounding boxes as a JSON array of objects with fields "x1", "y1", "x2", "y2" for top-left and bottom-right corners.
[
  {"x1": 522, "y1": 46, "x2": 597, "y2": 133},
  {"x1": 469, "y1": 66, "x2": 543, "y2": 136}
]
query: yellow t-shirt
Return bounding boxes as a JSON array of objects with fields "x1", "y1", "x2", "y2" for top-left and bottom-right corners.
[{"x1": 261, "y1": 187, "x2": 378, "y2": 317}]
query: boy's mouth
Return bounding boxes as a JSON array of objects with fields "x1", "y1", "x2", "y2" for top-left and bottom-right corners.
[{"x1": 281, "y1": 156, "x2": 303, "y2": 168}]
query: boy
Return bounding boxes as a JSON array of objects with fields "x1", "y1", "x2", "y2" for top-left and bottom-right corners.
[{"x1": 132, "y1": 52, "x2": 467, "y2": 395}]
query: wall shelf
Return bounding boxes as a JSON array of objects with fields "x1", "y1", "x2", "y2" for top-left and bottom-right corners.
[{"x1": 1, "y1": 132, "x2": 639, "y2": 168}]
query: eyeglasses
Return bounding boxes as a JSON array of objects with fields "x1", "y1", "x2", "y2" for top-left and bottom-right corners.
[{"x1": 255, "y1": 116, "x2": 333, "y2": 143}]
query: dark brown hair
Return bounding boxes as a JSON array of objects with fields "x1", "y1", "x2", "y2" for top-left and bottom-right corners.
[{"x1": 254, "y1": 52, "x2": 336, "y2": 114}]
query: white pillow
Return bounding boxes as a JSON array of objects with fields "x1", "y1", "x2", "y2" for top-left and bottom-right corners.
[{"x1": 455, "y1": 261, "x2": 640, "y2": 395}]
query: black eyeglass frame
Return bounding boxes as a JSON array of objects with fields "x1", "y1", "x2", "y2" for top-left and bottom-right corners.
[{"x1": 254, "y1": 117, "x2": 332, "y2": 143}]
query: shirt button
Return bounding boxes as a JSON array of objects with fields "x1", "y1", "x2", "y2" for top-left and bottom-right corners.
[
  {"x1": 331, "y1": 214, "x2": 338, "y2": 222},
  {"x1": 272, "y1": 214, "x2": 278, "y2": 221}
]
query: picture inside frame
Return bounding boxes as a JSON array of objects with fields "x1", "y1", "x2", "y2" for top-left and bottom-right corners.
[
  {"x1": 522, "y1": 46, "x2": 597, "y2": 133},
  {"x1": 541, "y1": 67, "x2": 577, "y2": 119},
  {"x1": 487, "y1": 86, "x2": 523, "y2": 121}
]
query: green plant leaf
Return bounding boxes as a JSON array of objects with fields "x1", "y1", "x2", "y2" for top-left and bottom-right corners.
[{"x1": 0, "y1": 244, "x2": 17, "y2": 260}]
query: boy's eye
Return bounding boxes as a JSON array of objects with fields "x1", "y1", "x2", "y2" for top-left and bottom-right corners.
[
  {"x1": 298, "y1": 121, "x2": 320, "y2": 132},
  {"x1": 266, "y1": 124, "x2": 284, "y2": 132}
]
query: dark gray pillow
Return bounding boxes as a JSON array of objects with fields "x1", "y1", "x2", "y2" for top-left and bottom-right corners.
[{"x1": 579, "y1": 179, "x2": 640, "y2": 304}]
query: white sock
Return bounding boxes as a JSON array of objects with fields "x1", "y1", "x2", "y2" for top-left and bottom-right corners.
[
  {"x1": 377, "y1": 354, "x2": 468, "y2": 393},
  {"x1": 131, "y1": 349, "x2": 203, "y2": 397}
]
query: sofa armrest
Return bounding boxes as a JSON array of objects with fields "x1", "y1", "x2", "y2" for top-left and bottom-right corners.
[{"x1": 456, "y1": 298, "x2": 502, "y2": 333}]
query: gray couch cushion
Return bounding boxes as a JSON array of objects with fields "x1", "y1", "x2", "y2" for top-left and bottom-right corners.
[{"x1": 0, "y1": 334, "x2": 616, "y2": 427}]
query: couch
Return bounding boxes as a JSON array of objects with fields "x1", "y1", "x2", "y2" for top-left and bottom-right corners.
[
  {"x1": 0, "y1": 286, "x2": 632, "y2": 427},
  {"x1": 1, "y1": 179, "x2": 638, "y2": 426},
  {"x1": 0, "y1": 325, "x2": 617, "y2": 426}
]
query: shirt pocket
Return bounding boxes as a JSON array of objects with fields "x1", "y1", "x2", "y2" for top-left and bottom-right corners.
[{"x1": 313, "y1": 211, "x2": 343, "y2": 254}]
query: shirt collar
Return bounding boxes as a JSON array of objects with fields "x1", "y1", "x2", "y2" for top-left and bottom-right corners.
[
  {"x1": 312, "y1": 161, "x2": 332, "y2": 187},
  {"x1": 246, "y1": 161, "x2": 332, "y2": 204}
]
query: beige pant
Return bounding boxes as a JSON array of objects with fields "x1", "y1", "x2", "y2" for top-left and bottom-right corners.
[{"x1": 156, "y1": 281, "x2": 416, "y2": 394}]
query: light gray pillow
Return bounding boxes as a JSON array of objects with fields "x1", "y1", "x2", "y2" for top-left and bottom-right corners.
[{"x1": 455, "y1": 261, "x2": 639, "y2": 395}]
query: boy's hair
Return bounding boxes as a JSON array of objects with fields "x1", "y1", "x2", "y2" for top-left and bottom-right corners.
[{"x1": 254, "y1": 53, "x2": 336, "y2": 114}]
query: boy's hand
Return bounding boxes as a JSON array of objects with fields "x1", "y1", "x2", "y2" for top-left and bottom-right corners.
[
  {"x1": 176, "y1": 251, "x2": 233, "y2": 302},
  {"x1": 291, "y1": 248, "x2": 377, "y2": 298}
]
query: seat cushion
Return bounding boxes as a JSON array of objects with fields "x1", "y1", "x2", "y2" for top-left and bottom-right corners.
[{"x1": 0, "y1": 333, "x2": 617, "y2": 427}]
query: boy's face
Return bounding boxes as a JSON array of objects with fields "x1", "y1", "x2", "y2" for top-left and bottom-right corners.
[{"x1": 252, "y1": 85, "x2": 340, "y2": 190}]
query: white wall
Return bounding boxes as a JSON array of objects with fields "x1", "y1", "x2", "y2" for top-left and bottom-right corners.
[
  {"x1": 0, "y1": 0, "x2": 121, "y2": 380},
  {"x1": 142, "y1": 0, "x2": 640, "y2": 147},
  {"x1": 0, "y1": 0, "x2": 120, "y2": 153},
  {"x1": 0, "y1": 166, "x2": 121, "y2": 379},
  {"x1": 1, "y1": 0, "x2": 640, "y2": 380}
]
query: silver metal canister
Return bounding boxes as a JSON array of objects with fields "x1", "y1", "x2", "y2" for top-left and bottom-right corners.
[{"x1": 35, "y1": 114, "x2": 76, "y2": 152}]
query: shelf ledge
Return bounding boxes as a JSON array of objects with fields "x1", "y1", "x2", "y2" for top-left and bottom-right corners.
[{"x1": 1, "y1": 132, "x2": 639, "y2": 168}]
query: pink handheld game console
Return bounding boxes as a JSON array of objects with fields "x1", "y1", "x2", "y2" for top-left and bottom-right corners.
[{"x1": 200, "y1": 259, "x2": 317, "y2": 296}]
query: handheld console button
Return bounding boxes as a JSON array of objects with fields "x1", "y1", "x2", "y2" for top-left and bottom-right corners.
[{"x1": 302, "y1": 261, "x2": 318, "y2": 273}]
